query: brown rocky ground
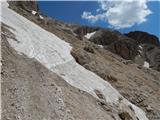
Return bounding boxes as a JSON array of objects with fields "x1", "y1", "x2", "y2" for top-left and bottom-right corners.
[{"x1": 3, "y1": 1, "x2": 160, "y2": 120}]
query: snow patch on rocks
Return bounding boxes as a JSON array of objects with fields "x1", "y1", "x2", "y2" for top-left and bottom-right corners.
[
  {"x1": 98, "y1": 45, "x2": 103, "y2": 48},
  {"x1": 32, "y1": 10, "x2": 37, "y2": 15},
  {"x1": 84, "y1": 31, "x2": 96, "y2": 39},
  {"x1": 138, "y1": 50, "x2": 142, "y2": 54},
  {"x1": 139, "y1": 45, "x2": 143, "y2": 50},
  {"x1": 39, "y1": 15, "x2": 44, "y2": 19},
  {"x1": 144, "y1": 61, "x2": 150, "y2": 68}
]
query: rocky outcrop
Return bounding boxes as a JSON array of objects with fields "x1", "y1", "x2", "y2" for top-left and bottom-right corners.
[
  {"x1": 8, "y1": 1, "x2": 39, "y2": 12},
  {"x1": 144, "y1": 44, "x2": 160, "y2": 71},
  {"x1": 73, "y1": 25, "x2": 99, "y2": 38},
  {"x1": 108, "y1": 38, "x2": 138, "y2": 60},
  {"x1": 125, "y1": 31, "x2": 159, "y2": 46},
  {"x1": 89, "y1": 29, "x2": 119, "y2": 45},
  {"x1": 87, "y1": 29, "x2": 138, "y2": 60},
  {"x1": 127, "y1": 30, "x2": 160, "y2": 71},
  {"x1": 83, "y1": 28, "x2": 160, "y2": 69}
]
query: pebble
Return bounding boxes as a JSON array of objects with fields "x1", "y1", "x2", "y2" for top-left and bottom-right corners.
[{"x1": 146, "y1": 105, "x2": 153, "y2": 112}]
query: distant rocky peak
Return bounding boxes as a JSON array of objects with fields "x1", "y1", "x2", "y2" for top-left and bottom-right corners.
[{"x1": 125, "y1": 31, "x2": 159, "y2": 46}]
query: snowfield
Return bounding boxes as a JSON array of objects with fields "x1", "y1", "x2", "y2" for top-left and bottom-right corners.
[{"x1": 1, "y1": 2, "x2": 148, "y2": 120}]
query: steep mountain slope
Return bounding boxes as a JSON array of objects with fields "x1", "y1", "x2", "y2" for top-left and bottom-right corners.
[
  {"x1": 1, "y1": 1, "x2": 160, "y2": 120},
  {"x1": 1, "y1": 2, "x2": 149, "y2": 120},
  {"x1": 2, "y1": 25, "x2": 117, "y2": 120},
  {"x1": 85, "y1": 30, "x2": 160, "y2": 70},
  {"x1": 126, "y1": 31, "x2": 159, "y2": 46},
  {"x1": 126, "y1": 31, "x2": 160, "y2": 71}
]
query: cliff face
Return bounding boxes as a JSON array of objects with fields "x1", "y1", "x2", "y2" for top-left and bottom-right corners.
[
  {"x1": 8, "y1": 1, "x2": 39, "y2": 11},
  {"x1": 1, "y1": 1, "x2": 160, "y2": 120},
  {"x1": 126, "y1": 31, "x2": 159, "y2": 46}
]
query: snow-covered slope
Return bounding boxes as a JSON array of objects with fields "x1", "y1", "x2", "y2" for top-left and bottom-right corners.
[{"x1": 1, "y1": 2, "x2": 148, "y2": 120}]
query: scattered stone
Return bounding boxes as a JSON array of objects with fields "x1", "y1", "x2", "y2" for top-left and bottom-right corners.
[
  {"x1": 51, "y1": 83, "x2": 54, "y2": 86},
  {"x1": 107, "y1": 75, "x2": 118, "y2": 82},
  {"x1": 123, "y1": 60, "x2": 133, "y2": 65},
  {"x1": 119, "y1": 112, "x2": 133, "y2": 120},
  {"x1": 1, "y1": 71, "x2": 5, "y2": 75},
  {"x1": 118, "y1": 96, "x2": 123, "y2": 102},
  {"x1": 94, "y1": 89, "x2": 105, "y2": 100},
  {"x1": 135, "y1": 95, "x2": 146, "y2": 104},
  {"x1": 128, "y1": 105, "x2": 134, "y2": 112},
  {"x1": 146, "y1": 105, "x2": 153, "y2": 112},
  {"x1": 11, "y1": 103, "x2": 15, "y2": 106},
  {"x1": 78, "y1": 89, "x2": 84, "y2": 94},
  {"x1": 96, "y1": 100, "x2": 111, "y2": 112},
  {"x1": 11, "y1": 69, "x2": 15, "y2": 72}
]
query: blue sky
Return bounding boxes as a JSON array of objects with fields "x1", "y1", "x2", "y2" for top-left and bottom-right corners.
[{"x1": 38, "y1": 1, "x2": 160, "y2": 39}]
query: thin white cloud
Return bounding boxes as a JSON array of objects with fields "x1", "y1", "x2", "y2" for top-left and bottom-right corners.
[
  {"x1": 81, "y1": 12, "x2": 98, "y2": 23},
  {"x1": 81, "y1": 11, "x2": 106, "y2": 23},
  {"x1": 81, "y1": 0, "x2": 152, "y2": 29}
]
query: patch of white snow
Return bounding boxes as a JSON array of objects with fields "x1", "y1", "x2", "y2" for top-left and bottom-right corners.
[
  {"x1": 84, "y1": 31, "x2": 96, "y2": 39},
  {"x1": 39, "y1": 15, "x2": 44, "y2": 19},
  {"x1": 138, "y1": 49, "x2": 142, "y2": 53},
  {"x1": 98, "y1": 45, "x2": 103, "y2": 48},
  {"x1": 138, "y1": 54, "x2": 141, "y2": 57},
  {"x1": 139, "y1": 45, "x2": 143, "y2": 50},
  {"x1": 32, "y1": 10, "x2": 37, "y2": 15},
  {"x1": 144, "y1": 61, "x2": 150, "y2": 68},
  {"x1": 0, "y1": 2, "x2": 9, "y2": 21}
]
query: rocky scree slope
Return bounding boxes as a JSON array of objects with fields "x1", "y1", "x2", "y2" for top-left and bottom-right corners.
[{"x1": 2, "y1": 1, "x2": 160, "y2": 120}]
